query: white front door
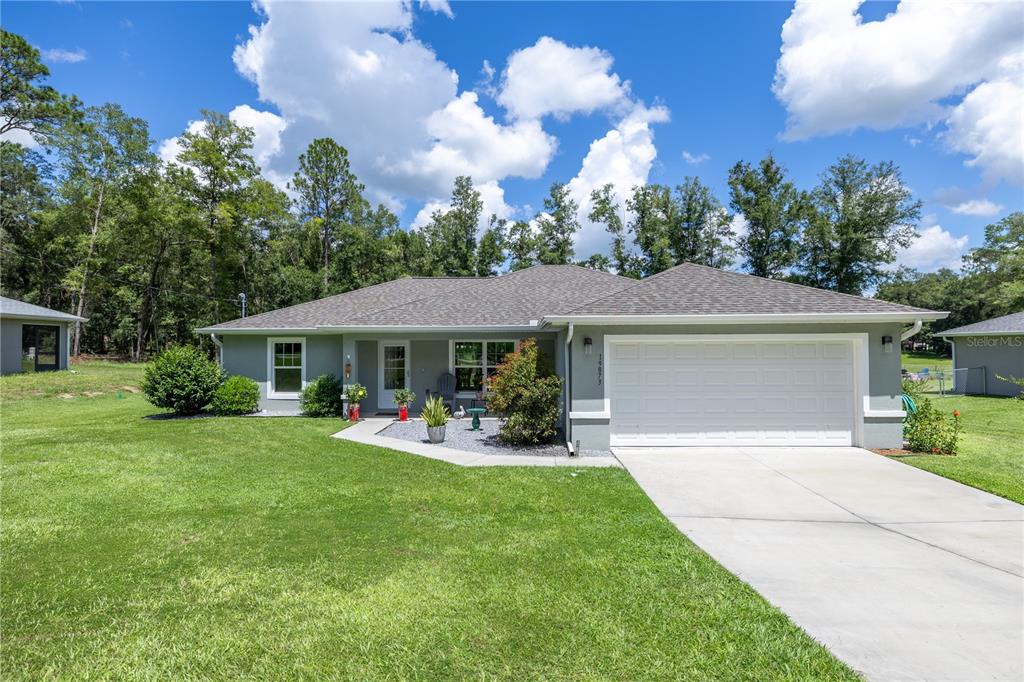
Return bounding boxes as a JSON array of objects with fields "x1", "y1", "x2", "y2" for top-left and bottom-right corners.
[
  {"x1": 379, "y1": 341, "x2": 410, "y2": 409},
  {"x1": 609, "y1": 338, "x2": 857, "y2": 447}
]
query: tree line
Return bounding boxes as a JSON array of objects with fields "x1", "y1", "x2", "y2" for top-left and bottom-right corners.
[{"x1": 1, "y1": 29, "x2": 1019, "y2": 358}]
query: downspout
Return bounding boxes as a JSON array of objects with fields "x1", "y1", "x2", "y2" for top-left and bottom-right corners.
[
  {"x1": 565, "y1": 322, "x2": 574, "y2": 455},
  {"x1": 900, "y1": 319, "x2": 923, "y2": 342},
  {"x1": 210, "y1": 333, "x2": 224, "y2": 368}
]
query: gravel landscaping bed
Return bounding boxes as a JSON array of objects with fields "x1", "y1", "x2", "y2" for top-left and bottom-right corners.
[{"x1": 380, "y1": 418, "x2": 612, "y2": 458}]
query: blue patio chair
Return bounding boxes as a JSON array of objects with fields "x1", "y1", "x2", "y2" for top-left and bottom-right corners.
[{"x1": 920, "y1": 367, "x2": 930, "y2": 377}]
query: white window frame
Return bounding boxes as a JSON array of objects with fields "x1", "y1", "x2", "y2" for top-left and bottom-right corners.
[
  {"x1": 449, "y1": 339, "x2": 517, "y2": 397},
  {"x1": 267, "y1": 336, "x2": 307, "y2": 399}
]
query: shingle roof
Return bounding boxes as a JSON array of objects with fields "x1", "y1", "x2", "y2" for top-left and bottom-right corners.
[
  {"x1": 348, "y1": 265, "x2": 636, "y2": 327},
  {"x1": 0, "y1": 296, "x2": 85, "y2": 322},
  {"x1": 201, "y1": 266, "x2": 635, "y2": 330},
  {"x1": 562, "y1": 263, "x2": 935, "y2": 317},
  {"x1": 199, "y1": 262, "x2": 942, "y2": 332},
  {"x1": 201, "y1": 277, "x2": 478, "y2": 330},
  {"x1": 939, "y1": 312, "x2": 1024, "y2": 336}
]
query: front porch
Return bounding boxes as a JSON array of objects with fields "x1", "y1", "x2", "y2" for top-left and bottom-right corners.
[{"x1": 346, "y1": 334, "x2": 562, "y2": 416}]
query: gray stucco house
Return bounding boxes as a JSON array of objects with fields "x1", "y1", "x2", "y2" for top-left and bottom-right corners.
[
  {"x1": 196, "y1": 263, "x2": 946, "y2": 450},
  {"x1": 0, "y1": 296, "x2": 85, "y2": 375},
  {"x1": 939, "y1": 312, "x2": 1024, "y2": 397}
]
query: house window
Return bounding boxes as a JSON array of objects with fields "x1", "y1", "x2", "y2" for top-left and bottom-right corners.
[
  {"x1": 453, "y1": 340, "x2": 515, "y2": 392},
  {"x1": 268, "y1": 338, "x2": 304, "y2": 397}
]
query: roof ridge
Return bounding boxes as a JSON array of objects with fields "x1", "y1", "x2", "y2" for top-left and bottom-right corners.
[{"x1": 560, "y1": 261, "x2": 934, "y2": 316}]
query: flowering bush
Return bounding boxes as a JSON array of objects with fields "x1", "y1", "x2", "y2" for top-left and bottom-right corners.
[
  {"x1": 904, "y1": 398, "x2": 962, "y2": 454},
  {"x1": 486, "y1": 338, "x2": 562, "y2": 445}
]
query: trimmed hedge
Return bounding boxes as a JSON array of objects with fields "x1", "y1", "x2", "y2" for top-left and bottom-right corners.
[
  {"x1": 300, "y1": 374, "x2": 344, "y2": 417},
  {"x1": 142, "y1": 346, "x2": 224, "y2": 415},
  {"x1": 211, "y1": 375, "x2": 261, "y2": 416}
]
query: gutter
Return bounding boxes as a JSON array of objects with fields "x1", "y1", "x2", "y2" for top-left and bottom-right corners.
[
  {"x1": 194, "y1": 324, "x2": 544, "y2": 335},
  {"x1": 542, "y1": 312, "x2": 949, "y2": 325}
]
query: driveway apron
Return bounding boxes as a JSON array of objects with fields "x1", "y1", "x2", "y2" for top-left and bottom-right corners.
[{"x1": 614, "y1": 446, "x2": 1024, "y2": 682}]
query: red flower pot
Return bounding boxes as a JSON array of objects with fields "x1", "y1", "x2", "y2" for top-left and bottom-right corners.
[
  {"x1": 398, "y1": 404, "x2": 408, "y2": 421},
  {"x1": 348, "y1": 403, "x2": 360, "y2": 422}
]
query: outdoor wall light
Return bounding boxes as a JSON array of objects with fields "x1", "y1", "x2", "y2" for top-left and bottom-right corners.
[
  {"x1": 882, "y1": 335, "x2": 894, "y2": 353},
  {"x1": 583, "y1": 337, "x2": 593, "y2": 356}
]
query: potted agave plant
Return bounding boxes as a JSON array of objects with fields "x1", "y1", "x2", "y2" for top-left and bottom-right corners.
[
  {"x1": 421, "y1": 395, "x2": 450, "y2": 444},
  {"x1": 344, "y1": 382, "x2": 367, "y2": 421},
  {"x1": 393, "y1": 388, "x2": 416, "y2": 422}
]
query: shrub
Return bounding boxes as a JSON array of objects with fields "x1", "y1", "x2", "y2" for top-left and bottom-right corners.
[
  {"x1": 421, "y1": 395, "x2": 450, "y2": 427},
  {"x1": 300, "y1": 374, "x2": 344, "y2": 417},
  {"x1": 486, "y1": 338, "x2": 562, "y2": 445},
  {"x1": 211, "y1": 375, "x2": 260, "y2": 415},
  {"x1": 393, "y1": 388, "x2": 416, "y2": 406},
  {"x1": 142, "y1": 346, "x2": 224, "y2": 415},
  {"x1": 904, "y1": 397, "x2": 962, "y2": 454}
]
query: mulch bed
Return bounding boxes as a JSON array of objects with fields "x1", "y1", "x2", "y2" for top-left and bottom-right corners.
[{"x1": 871, "y1": 448, "x2": 956, "y2": 457}]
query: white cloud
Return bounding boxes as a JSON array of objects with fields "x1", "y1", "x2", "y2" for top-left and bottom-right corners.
[
  {"x1": 227, "y1": 104, "x2": 287, "y2": 168},
  {"x1": 157, "y1": 119, "x2": 205, "y2": 165},
  {"x1": 0, "y1": 128, "x2": 41, "y2": 149},
  {"x1": 158, "y1": 106, "x2": 287, "y2": 180},
  {"x1": 945, "y1": 77, "x2": 1024, "y2": 185},
  {"x1": 40, "y1": 48, "x2": 87, "y2": 64},
  {"x1": 419, "y1": 0, "x2": 453, "y2": 19},
  {"x1": 567, "y1": 104, "x2": 670, "y2": 256},
  {"x1": 411, "y1": 179, "x2": 512, "y2": 232},
  {"x1": 682, "y1": 150, "x2": 710, "y2": 164},
  {"x1": 497, "y1": 36, "x2": 629, "y2": 121},
  {"x1": 232, "y1": 0, "x2": 458, "y2": 202},
  {"x1": 949, "y1": 198, "x2": 1004, "y2": 217},
  {"x1": 386, "y1": 91, "x2": 556, "y2": 198},
  {"x1": 897, "y1": 224, "x2": 969, "y2": 271},
  {"x1": 217, "y1": 2, "x2": 665, "y2": 232},
  {"x1": 773, "y1": 0, "x2": 1024, "y2": 184}
]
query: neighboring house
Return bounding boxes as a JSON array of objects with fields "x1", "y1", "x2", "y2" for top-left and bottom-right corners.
[
  {"x1": 196, "y1": 263, "x2": 946, "y2": 450},
  {"x1": 938, "y1": 312, "x2": 1024, "y2": 397},
  {"x1": 0, "y1": 296, "x2": 85, "y2": 375}
]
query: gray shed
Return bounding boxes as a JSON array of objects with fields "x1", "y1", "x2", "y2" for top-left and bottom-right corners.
[
  {"x1": 939, "y1": 312, "x2": 1024, "y2": 397},
  {"x1": 0, "y1": 296, "x2": 86, "y2": 375}
]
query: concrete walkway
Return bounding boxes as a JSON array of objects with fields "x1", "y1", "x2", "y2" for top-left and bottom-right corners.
[
  {"x1": 614, "y1": 446, "x2": 1024, "y2": 681},
  {"x1": 332, "y1": 418, "x2": 621, "y2": 467}
]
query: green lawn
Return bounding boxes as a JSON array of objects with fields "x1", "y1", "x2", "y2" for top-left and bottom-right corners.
[
  {"x1": 901, "y1": 350, "x2": 951, "y2": 374},
  {"x1": 896, "y1": 352, "x2": 1023, "y2": 504},
  {"x1": 0, "y1": 359, "x2": 147, "y2": 400},
  {"x1": 896, "y1": 393, "x2": 1024, "y2": 504},
  {"x1": 1, "y1": 363, "x2": 854, "y2": 680}
]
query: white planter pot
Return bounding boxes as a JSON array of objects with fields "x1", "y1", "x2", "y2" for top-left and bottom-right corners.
[{"x1": 426, "y1": 425, "x2": 446, "y2": 443}]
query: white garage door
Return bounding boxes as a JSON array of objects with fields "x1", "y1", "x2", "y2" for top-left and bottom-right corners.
[{"x1": 609, "y1": 338, "x2": 857, "y2": 447}]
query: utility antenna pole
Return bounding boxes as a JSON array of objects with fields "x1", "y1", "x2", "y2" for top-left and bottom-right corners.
[{"x1": 238, "y1": 292, "x2": 247, "y2": 318}]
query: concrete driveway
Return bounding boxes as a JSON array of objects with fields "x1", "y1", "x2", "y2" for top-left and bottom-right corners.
[{"x1": 614, "y1": 446, "x2": 1024, "y2": 681}]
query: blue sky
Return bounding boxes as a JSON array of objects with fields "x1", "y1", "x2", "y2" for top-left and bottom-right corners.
[{"x1": 6, "y1": 1, "x2": 1022, "y2": 271}]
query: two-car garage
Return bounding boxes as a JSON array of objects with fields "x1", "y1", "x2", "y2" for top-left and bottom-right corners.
[{"x1": 607, "y1": 336, "x2": 861, "y2": 447}]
